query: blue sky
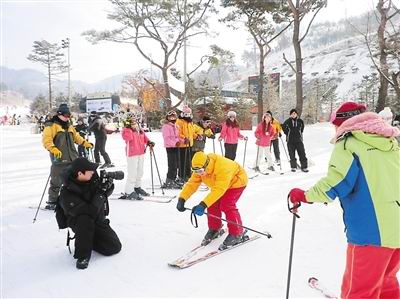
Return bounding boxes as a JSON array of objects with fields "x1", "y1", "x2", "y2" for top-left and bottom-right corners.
[{"x1": 1, "y1": 0, "x2": 377, "y2": 83}]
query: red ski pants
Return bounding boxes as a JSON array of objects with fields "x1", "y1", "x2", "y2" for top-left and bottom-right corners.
[
  {"x1": 207, "y1": 186, "x2": 245, "y2": 236},
  {"x1": 341, "y1": 243, "x2": 400, "y2": 299}
]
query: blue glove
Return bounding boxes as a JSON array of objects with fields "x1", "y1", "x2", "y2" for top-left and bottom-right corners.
[{"x1": 192, "y1": 201, "x2": 207, "y2": 216}]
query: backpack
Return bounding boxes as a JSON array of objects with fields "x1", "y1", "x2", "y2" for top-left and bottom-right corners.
[{"x1": 55, "y1": 196, "x2": 68, "y2": 229}]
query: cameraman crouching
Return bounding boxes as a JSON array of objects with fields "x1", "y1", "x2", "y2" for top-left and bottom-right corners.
[{"x1": 59, "y1": 157, "x2": 122, "y2": 269}]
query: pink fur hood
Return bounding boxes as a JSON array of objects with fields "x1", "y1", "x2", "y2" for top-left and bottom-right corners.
[{"x1": 335, "y1": 112, "x2": 400, "y2": 139}]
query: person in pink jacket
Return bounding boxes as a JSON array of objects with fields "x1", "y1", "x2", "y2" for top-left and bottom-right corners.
[
  {"x1": 120, "y1": 113, "x2": 154, "y2": 200},
  {"x1": 253, "y1": 112, "x2": 276, "y2": 172},
  {"x1": 161, "y1": 110, "x2": 183, "y2": 189},
  {"x1": 218, "y1": 110, "x2": 248, "y2": 161}
]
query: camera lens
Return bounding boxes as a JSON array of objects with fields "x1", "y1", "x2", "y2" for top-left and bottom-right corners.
[{"x1": 106, "y1": 171, "x2": 124, "y2": 180}]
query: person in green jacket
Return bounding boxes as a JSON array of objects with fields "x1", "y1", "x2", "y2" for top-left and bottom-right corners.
[{"x1": 288, "y1": 102, "x2": 400, "y2": 299}]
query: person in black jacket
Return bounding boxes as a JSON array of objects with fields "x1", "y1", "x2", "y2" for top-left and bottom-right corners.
[
  {"x1": 88, "y1": 111, "x2": 114, "y2": 168},
  {"x1": 59, "y1": 157, "x2": 121, "y2": 269},
  {"x1": 282, "y1": 109, "x2": 308, "y2": 172},
  {"x1": 75, "y1": 117, "x2": 89, "y2": 158}
]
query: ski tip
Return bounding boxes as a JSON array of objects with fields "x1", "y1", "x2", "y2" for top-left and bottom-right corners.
[{"x1": 308, "y1": 277, "x2": 318, "y2": 283}]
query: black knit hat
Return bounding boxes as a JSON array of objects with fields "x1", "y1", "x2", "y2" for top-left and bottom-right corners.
[
  {"x1": 202, "y1": 115, "x2": 211, "y2": 122},
  {"x1": 266, "y1": 110, "x2": 273, "y2": 117},
  {"x1": 290, "y1": 109, "x2": 298, "y2": 115},
  {"x1": 70, "y1": 157, "x2": 98, "y2": 174},
  {"x1": 57, "y1": 104, "x2": 70, "y2": 116}
]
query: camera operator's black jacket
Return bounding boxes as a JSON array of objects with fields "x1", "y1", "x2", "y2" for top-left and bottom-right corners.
[{"x1": 59, "y1": 170, "x2": 113, "y2": 224}]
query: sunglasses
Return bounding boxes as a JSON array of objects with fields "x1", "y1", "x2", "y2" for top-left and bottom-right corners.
[{"x1": 191, "y1": 157, "x2": 209, "y2": 174}]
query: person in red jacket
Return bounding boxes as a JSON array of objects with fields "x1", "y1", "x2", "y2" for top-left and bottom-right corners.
[
  {"x1": 120, "y1": 112, "x2": 154, "y2": 200},
  {"x1": 218, "y1": 111, "x2": 247, "y2": 161},
  {"x1": 253, "y1": 112, "x2": 276, "y2": 172}
]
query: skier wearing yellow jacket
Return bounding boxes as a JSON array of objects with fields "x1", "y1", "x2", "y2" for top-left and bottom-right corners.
[
  {"x1": 192, "y1": 115, "x2": 215, "y2": 153},
  {"x1": 267, "y1": 110, "x2": 282, "y2": 164},
  {"x1": 42, "y1": 104, "x2": 93, "y2": 210},
  {"x1": 176, "y1": 106, "x2": 196, "y2": 183},
  {"x1": 176, "y1": 151, "x2": 248, "y2": 248}
]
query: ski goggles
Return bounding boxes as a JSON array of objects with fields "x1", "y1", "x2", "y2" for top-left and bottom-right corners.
[
  {"x1": 167, "y1": 110, "x2": 177, "y2": 117},
  {"x1": 191, "y1": 158, "x2": 209, "y2": 174}
]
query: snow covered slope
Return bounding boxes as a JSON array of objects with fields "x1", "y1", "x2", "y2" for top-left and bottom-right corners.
[{"x1": 2, "y1": 123, "x2": 348, "y2": 298}]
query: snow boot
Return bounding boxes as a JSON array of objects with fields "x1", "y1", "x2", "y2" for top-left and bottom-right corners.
[
  {"x1": 276, "y1": 160, "x2": 281, "y2": 166},
  {"x1": 175, "y1": 178, "x2": 185, "y2": 187},
  {"x1": 252, "y1": 166, "x2": 260, "y2": 172},
  {"x1": 76, "y1": 257, "x2": 90, "y2": 270},
  {"x1": 163, "y1": 178, "x2": 181, "y2": 189},
  {"x1": 201, "y1": 228, "x2": 225, "y2": 246},
  {"x1": 119, "y1": 193, "x2": 128, "y2": 199},
  {"x1": 219, "y1": 232, "x2": 249, "y2": 250},
  {"x1": 267, "y1": 165, "x2": 275, "y2": 172},
  {"x1": 127, "y1": 191, "x2": 143, "y2": 200},
  {"x1": 44, "y1": 201, "x2": 56, "y2": 210},
  {"x1": 291, "y1": 168, "x2": 296, "y2": 172},
  {"x1": 134, "y1": 187, "x2": 150, "y2": 196},
  {"x1": 301, "y1": 168, "x2": 309, "y2": 173}
]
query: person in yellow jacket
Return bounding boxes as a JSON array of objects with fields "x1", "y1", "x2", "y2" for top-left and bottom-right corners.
[
  {"x1": 267, "y1": 110, "x2": 282, "y2": 165},
  {"x1": 176, "y1": 106, "x2": 196, "y2": 183},
  {"x1": 176, "y1": 151, "x2": 248, "y2": 248},
  {"x1": 42, "y1": 104, "x2": 93, "y2": 210}
]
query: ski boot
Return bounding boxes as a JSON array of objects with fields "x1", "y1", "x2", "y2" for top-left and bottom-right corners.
[
  {"x1": 175, "y1": 178, "x2": 185, "y2": 187},
  {"x1": 291, "y1": 168, "x2": 296, "y2": 172},
  {"x1": 301, "y1": 168, "x2": 309, "y2": 173},
  {"x1": 201, "y1": 228, "x2": 225, "y2": 246},
  {"x1": 162, "y1": 178, "x2": 181, "y2": 189},
  {"x1": 119, "y1": 193, "x2": 128, "y2": 199},
  {"x1": 252, "y1": 166, "x2": 260, "y2": 172},
  {"x1": 276, "y1": 160, "x2": 281, "y2": 166},
  {"x1": 127, "y1": 191, "x2": 143, "y2": 200},
  {"x1": 44, "y1": 201, "x2": 56, "y2": 210},
  {"x1": 76, "y1": 257, "x2": 90, "y2": 270},
  {"x1": 267, "y1": 165, "x2": 275, "y2": 172},
  {"x1": 134, "y1": 187, "x2": 150, "y2": 197},
  {"x1": 218, "y1": 232, "x2": 249, "y2": 251}
]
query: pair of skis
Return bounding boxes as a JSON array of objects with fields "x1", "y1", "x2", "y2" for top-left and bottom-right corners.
[
  {"x1": 109, "y1": 193, "x2": 176, "y2": 203},
  {"x1": 168, "y1": 229, "x2": 263, "y2": 269}
]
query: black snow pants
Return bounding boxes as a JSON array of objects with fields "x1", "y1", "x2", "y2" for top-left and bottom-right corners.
[
  {"x1": 68, "y1": 215, "x2": 121, "y2": 260},
  {"x1": 287, "y1": 141, "x2": 308, "y2": 169}
]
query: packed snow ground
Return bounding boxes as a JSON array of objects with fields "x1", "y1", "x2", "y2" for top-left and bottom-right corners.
[{"x1": 2, "y1": 123, "x2": 348, "y2": 298}]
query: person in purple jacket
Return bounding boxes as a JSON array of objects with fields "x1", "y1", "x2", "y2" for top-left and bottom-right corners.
[
  {"x1": 218, "y1": 111, "x2": 248, "y2": 161},
  {"x1": 120, "y1": 112, "x2": 154, "y2": 200},
  {"x1": 162, "y1": 110, "x2": 183, "y2": 189}
]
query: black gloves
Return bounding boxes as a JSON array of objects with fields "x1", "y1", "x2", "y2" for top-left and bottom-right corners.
[
  {"x1": 209, "y1": 134, "x2": 216, "y2": 139},
  {"x1": 176, "y1": 198, "x2": 186, "y2": 212},
  {"x1": 147, "y1": 141, "x2": 155, "y2": 147}
]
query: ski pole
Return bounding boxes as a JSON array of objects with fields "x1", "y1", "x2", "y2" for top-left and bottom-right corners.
[
  {"x1": 242, "y1": 138, "x2": 248, "y2": 167},
  {"x1": 279, "y1": 136, "x2": 290, "y2": 162},
  {"x1": 183, "y1": 146, "x2": 188, "y2": 182},
  {"x1": 286, "y1": 196, "x2": 301, "y2": 299},
  {"x1": 149, "y1": 147, "x2": 155, "y2": 195},
  {"x1": 219, "y1": 140, "x2": 224, "y2": 156},
  {"x1": 255, "y1": 145, "x2": 260, "y2": 168},
  {"x1": 212, "y1": 138, "x2": 215, "y2": 153},
  {"x1": 150, "y1": 147, "x2": 165, "y2": 195},
  {"x1": 33, "y1": 173, "x2": 51, "y2": 223},
  {"x1": 186, "y1": 207, "x2": 272, "y2": 238}
]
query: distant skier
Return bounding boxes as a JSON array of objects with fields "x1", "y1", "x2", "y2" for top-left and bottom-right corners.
[
  {"x1": 193, "y1": 115, "x2": 215, "y2": 154},
  {"x1": 161, "y1": 110, "x2": 183, "y2": 189},
  {"x1": 74, "y1": 117, "x2": 89, "y2": 158},
  {"x1": 266, "y1": 110, "x2": 283, "y2": 165},
  {"x1": 253, "y1": 112, "x2": 275, "y2": 172},
  {"x1": 176, "y1": 105, "x2": 196, "y2": 183},
  {"x1": 282, "y1": 109, "x2": 308, "y2": 172},
  {"x1": 119, "y1": 112, "x2": 154, "y2": 200},
  {"x1": 42, "y1": 104, "x2": 93, "y2": 210},
  {"x1": 88, "y1": 111, "x2": 114, "y2": 168},
  {"x1": 288, "y1": 102, "x2": 400, "y2": 299},
  {"x1": 176, "y1": 151, "x2": 248, "y2": 249},
  {"x1": 218, "y1": 111, "x2": 248, "y2": 161},
  {"x1": 378, "y1": 106, "x2": 393, "y2": 125}
]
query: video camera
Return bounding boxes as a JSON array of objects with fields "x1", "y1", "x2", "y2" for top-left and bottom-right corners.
[{"x1": 99, "y1": 170, "x2": 124, "y2": 195}]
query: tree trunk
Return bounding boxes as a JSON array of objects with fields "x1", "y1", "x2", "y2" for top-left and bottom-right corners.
[
  {"x1": 392, "y1": 71, "x2": 400, "y2": 102},
  {"x1": 162, "y1": 68, "x2": 172, "y2": 110},
  {"x1": 292, "y1": 13, "x2": 303, "y2": 116},
  {"x1": 376, "y1": 0, "x2": 389, "y2": 113},
  {"x1": 47, "y1": 55, "x2": 52, "y2": 110},
  {"x1": 257, "y1": 47, "x2": 265, "y2": 123}
]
